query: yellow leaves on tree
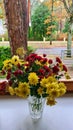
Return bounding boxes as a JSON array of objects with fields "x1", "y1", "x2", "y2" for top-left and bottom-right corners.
[
  {"x1": 0, "y1": 0, "x2": 5, "y2": 19},
  {"x1": 44, "y1": 19, "x2": 51, "y2": 24},
  {"x1": 44, "y1": 0, "x2": 67, "y2": 22},
  {"x1": 46, "y1": 25, "x2": 56, "y2": 35}
]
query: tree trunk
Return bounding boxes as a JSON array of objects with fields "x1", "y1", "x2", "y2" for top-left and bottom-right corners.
[
  {"x1": 3, "y1": 0, "x2": 28, "y2": 56},
  {"x1": 67, "y1": 23, "x2": 72, "y2": 57},
  {"x1": 50, "y1": 0, "x2": 54, "y2": 45},
  {"x1": 62, "y1": 0, "x2": 73, "y2": 57},
  {"x1": 50, "y1": 40, "x2": 52, "y2": 45}
]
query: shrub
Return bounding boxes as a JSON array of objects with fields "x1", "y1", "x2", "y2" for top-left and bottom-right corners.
[
  {"x1": 0, "y1": 46, "x2": 35, "y2": 70},
  {"x1": 0, "y1": 47, "x2": 11, "y2": 70}
]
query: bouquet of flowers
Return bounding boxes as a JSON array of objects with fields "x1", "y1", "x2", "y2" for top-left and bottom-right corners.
[
  {"x1": 2, "y1": 53, "x2": 69, "y2": 106},
  {"x1": 0, "y1": 81, "x2": 8, "y2": 95}
]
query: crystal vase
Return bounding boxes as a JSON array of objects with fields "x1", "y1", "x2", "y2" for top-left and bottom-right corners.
[{"x1": 28, "y1": 96, "x2": 45, "y2": 121}]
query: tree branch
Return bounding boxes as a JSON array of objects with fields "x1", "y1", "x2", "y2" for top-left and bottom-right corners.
[{"x1": 61, "y1": 0, "x2": 70, "y2": 14}]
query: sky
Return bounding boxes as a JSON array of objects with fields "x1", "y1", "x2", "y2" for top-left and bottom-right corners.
[{"x1": 0, "y1": 19, "x2": 5, "y2": 35}]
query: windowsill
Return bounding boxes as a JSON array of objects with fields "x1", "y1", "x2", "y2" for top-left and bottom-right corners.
[{"x1": 59, "y1": 78, "x2": 73, "y2": 92}]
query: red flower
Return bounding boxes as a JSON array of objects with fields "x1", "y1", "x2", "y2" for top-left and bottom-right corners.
[
  {"x1": 6, "y1": 72, "x2": 11, "y2": 80},
  {"x1": 17, "y1": 63, "x2": 21, "y2": 68},
  {"x1": 38, "y1": 68, "x2": 45, "y2": 75},
  {"x1": 56, "y1": 63, "x2": 59, "y2": 66},
  {"x1": 26, "y1": 56, "x2": 29, "y2": 61},
  {"x1": 1, "y1": 70, "x2": 6, "y2": 75},
  {"x1": 56, "y1": 57, "x2": 62, "y2": 63},
  {"x1": 43, "y1": 54, "x2": 46, "y2": 57},
  {"x1": 30, "y1": 53, "x2": 37, "y2": 58},
  {"x1": 0, "y1": 81, "x2": 7, "y2": 91},
  {"x1": 43, "y1": 65, "x2": 51, "y2": 72},
  {"x1": 53, "y1": 65, "x2": 59, "y2": 74},
  {"x1": 38, "y1": 75, "x2": 44, "y2": 79},
  {"x1": 25, "y1": 63, "x2": 29, "y2": 67},
  {"x1": 9, "y1": 80, "x2": 13, "y2": 86},
  {"x1": 0, "y1": 81, "x2": 8, "y2": 95},
  {"x1": 63, "y1": 65, "x2": 67, "y2": 72},
  {"x1": 36, "y1": 56, "x2": 42, "y2": 61},
  {"x1": 26, "y1": 53, "x2": 38, "y2": 62},
  {"x1": 48, "y1": 59, "x2": 53, "y2": 64},
  {"x1": 13, "y1": 70, "x2": 23, "y2": 76},
  {"x1": 42, "y1": 58, "x2": 47, "y2": 63}
]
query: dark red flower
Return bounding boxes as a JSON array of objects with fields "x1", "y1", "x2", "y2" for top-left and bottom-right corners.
[
  {"x1": 43, "y1": 54, "x2": 46, "y2": 57},
  {"x1": 56, "y1": 57, "x2": 62, "y2": 63},
  {"x1": 25, "y1": 63, "x2": 29, "y2": 67},
  {"x1": 48, "y1": 59, "x2": 53, "y2": 64},
  {"x1": 8, "y1": 69, "x2": 11, "y2": 72},
  {"x1": 30, "y1": 53, "x2": 37, "y2": 58},
  {"x1": 17, "y1": 63, "x2": 21, "y2": 68},
  {"x1": 25, "y1": 67, "x2": 29, "y2": 72},
  {"x1": 6, "y1": 72, "x2": 11, "y2": 80},
  {"x1": 0, "y1": 81, "x2": 8, "y2": 95},
  {"x1": 63, "y1": 65, "x2": 67, "y2": 72},
  {"x1": 53, "y1": 65, "x2": 59, "y2": 74},
  {"x1": 36, "y1": 56, "x2": 42, "y2": 61},
  {"x1": 8, "y1": 80, "x2": 13, "y2": 86},
  {"x1": 38, "y1": 68, "x2": 45, "y2": 75},
  {"x1": 38, "y1": 75, "x2": 44, "y2": 79},
  {"x1": 1, "y1": 70, "x2": 6, "y2": 75},
  {"x1": 56, "y1": 63, "x2": 59, "y2": 66},
  {"x1": 42, "y1": 58, "x2": 47, "y2": 63},
  {"x1": 26, "y1": 56, "x2": 30, "y2": 61},
  {"x1": 13, "y1": 70, "x2": 23, "y2": 76},
  {"x1": 43, "y1": 65, "x2": 51, "y2": 72}
]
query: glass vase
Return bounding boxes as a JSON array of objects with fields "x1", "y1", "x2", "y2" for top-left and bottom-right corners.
[{"x1": 28, "y1": 96, "x2": 45, "y2": 121}]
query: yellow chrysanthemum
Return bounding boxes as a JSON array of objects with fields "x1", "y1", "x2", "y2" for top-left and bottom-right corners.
[
  {"x1": 9, "y1": 87, "x2": 15, "y2": 95},
  {"x1": 47, "y1": 76, "x2": 57, "y2": 83},
  {"x1": 14, "y1": 87, "x2": 21, "y2": 97},
  {"x1": 16, "y1": 47, "x2": 26, "y2": 56},
  {"x1": 18, "y1": 82, "x2": 30, "y2": 98},
  {"x1": 3, "y1": 59, "x2": 11, "y2": 65},
  {"x1": 46, "y1": 83, "x2": 51, "y2": 88},
  {"x1": 46, "y1": 82, "x2": 59, "y2": 94},
  {"x1": 46, "y1": 97, "x2": 57, "y2": 106},
  {"x1": 28, "y1": 72, "x2": 39, "y2": 86},
  {"x1": 15, "y1": 87, "x2": 30, "y2": 98},
  {"x1": 37, "y1": 87, "x2": 44, "y2": 96},
  {"x1": 65, "y1": 72, "x2": 71, "y2": 79},
  {"x1": 3, "y1": 59, "x2": 12, "y2": 70},
  {"x1": 3, "y1": 63, "x2": 12, "y2": 70},
  {"x1": 40, "y1": 78, "x2": 48, "y2": 87},
  {"x1": 11, "y1": 55, "x2": 20, "y2": 65},
  {"x1": 59, "y1": 82, "x2": 66, "y2": 89},
  {"x1": 20, "y1": 89, "x2": 30, "y2": 98},
  {"x1": 59, "y1": 88, "x2": 66, "y2": 96},
  {"x1": 49, "y1": 89, "x2": 60, "y2": 98},
  {"x1": 18, "y1": 82, "x2": 29, "y2": 90}
]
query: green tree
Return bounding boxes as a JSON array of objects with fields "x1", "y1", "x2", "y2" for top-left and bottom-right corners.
[
  {"x1": 44, "y1": 12, "x2": 58, "y2": 42},
  {"x1": 44, "y1": 0, "x2": 63, "y2": 44},
  {"x1": 31, "y1": 4, "x2": 50, "y2": 40},
  {"x1": 63, "y1": 20, "x2": 69, "y2": 33}
]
